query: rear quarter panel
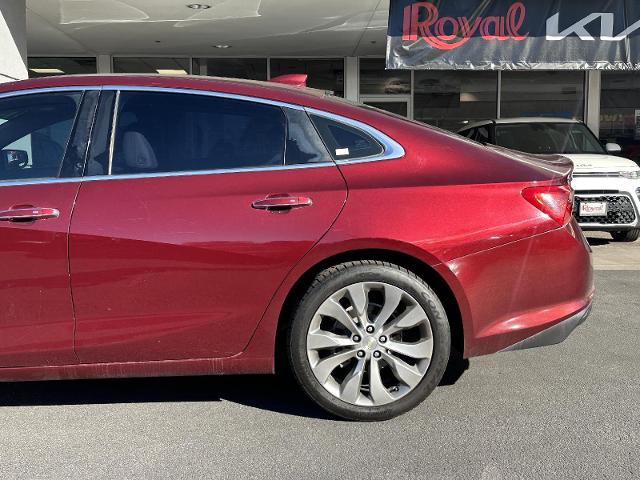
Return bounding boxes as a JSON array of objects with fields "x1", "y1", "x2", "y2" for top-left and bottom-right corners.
[{"x1": 243, "y1": 116, "x2": 589, "y2": 364}]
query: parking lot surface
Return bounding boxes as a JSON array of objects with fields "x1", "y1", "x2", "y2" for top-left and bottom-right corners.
[
  {"x1": 0, "y1": 250, "x2": 638, "y2": 479},
  {"x1": 587, "y1": 231, "x2": 640, "y2": 270}
]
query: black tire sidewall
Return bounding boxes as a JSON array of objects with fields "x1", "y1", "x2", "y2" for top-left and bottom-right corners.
[
  {"x1": 611, "y1": 229, "x2": 640, "y2": 242},
  {"x1": 287, "y1": 262, "x2": 451, "y2": 421}
]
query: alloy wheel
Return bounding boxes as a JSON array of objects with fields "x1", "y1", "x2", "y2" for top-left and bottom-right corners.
[{"x1": 306, "y1": 281, "x2": 433, "y2": 407}]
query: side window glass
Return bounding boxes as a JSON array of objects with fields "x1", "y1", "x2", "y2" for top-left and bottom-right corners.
[
  {"x1": 460, "y1": 128, "x2": 475, "y2": 139},
  {"x1": 284, "y1": 108, "x2": 331, "y2": 165},
  {"x1": 0, "y1": 92, "x2": 82, "y2": 181},
  {"x1": 310, "y1": 114, "x2": 383, "y2": 160},
  {"x1": 112, "y1": 91, "x2": 286, "y2": 175},
  {"x1": 475, "y1": 126, "x2": 490, "y2": 144}
]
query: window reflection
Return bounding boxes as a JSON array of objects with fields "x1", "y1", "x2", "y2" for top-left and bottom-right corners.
[
  {"x1": 28, "y1": 57, "x2": 97, "y2": 78},
  {"x1": 112, "y1": 57, "x2": 190, "y2": 75},
  {"x1": 413, "y1": 71, "x2": 498, "y2": 132},
  {"x1": 360, "y1": 58, "x2": 410, "y2": 95},
  {"x1": 600, "y1": 72, "x2": 640, "y2": 164},
  {"x1": 501, "y1": 71, "x2": 585, "y2": 120},
  {"x1": 192, "y1": 58, "x2": 267, "y2": 80}
]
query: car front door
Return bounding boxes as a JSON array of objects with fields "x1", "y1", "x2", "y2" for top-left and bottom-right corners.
[
  {"x1": 0, "y1": 90, "x2": 96, "y2": 367},
  {"x1": 70, "y1": 89, "x2": 347, "y2": 363}
]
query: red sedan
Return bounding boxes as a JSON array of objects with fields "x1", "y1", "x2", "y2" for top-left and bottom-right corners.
[{"x1": 0, "y1": 75, "x2": 593, "y2": 421}]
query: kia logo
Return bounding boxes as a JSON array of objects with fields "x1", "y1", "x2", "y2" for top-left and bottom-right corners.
[
  {"x1": 547, "y1": 12, "x2": 640, "y2": 41},
  {"x1": 402, "y1": 1, "x2": 529, "y2": 51}
]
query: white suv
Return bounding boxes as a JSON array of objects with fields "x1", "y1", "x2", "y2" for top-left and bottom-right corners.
[{"x1": 459, "y1": 118, "x2": 640, "y2": 242}]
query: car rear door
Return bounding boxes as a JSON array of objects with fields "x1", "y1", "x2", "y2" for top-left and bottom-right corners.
[
  {"x1": 0, "y1": 89, "x2": 97, "y2": 367},
  {"x1": 70, "y1": 88, "x2": 347, "y2": 363}
]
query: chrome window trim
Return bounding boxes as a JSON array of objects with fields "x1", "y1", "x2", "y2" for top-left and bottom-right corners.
[
  {"x1": 0, "y1": 161, "x2": 337, "y2": 187},
  {"x1": 304, "y1": 107, "x2": 405, "y2": 164},
  {"x1": 102, "y1": 85, "x2": 307, "y2": 111},
  {"x1": 0, "y1": 86, "x2": 102, "y2": 99},
  {"x1": 0, "y1": 85, "x2": 405, "y2": 187},
  {"x1": 0, "y1": 177, "x2": 82, "y2": 187},
  {"x1": 82, "y1": 161, "x2": 335, "y2": 182},
  {"x1": 103, "y1": 86, "x2": 404, "y2": 164},
  {"x1": 107, "y1": 90, "x2": 120, "y2": 175}
]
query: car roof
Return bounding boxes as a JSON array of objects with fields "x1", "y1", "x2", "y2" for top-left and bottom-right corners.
[
  {"x1": 459, "y1": 117, "x2": 582, "y2": 132},
  {"x1": 0, "y1": 73, "x2": 347, "y2": 111},
  {"x1": 0, "y1": 73, "x2": 327, "y2": 94}
]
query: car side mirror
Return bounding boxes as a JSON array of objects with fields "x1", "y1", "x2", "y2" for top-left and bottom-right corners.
[
  {"x1": 605, "y1": 142, "x2": 622, "y2": 154},
  {"x1": 1, "y1": 149, "x2": 29, "y2": 169}
]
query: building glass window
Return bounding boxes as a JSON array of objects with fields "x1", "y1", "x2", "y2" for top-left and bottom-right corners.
[
  {"x1": 359, "y1": 58, "x2": 410, "y2": 95},
  {"x1": 112, "y1": 57, "x2": 190, "y2": 75},
  {"x1": 28, "y1": 57, "x2": 97, "y2": 78},
  {"x1": 501, "y1": 71, "x2": 585, "y2": 120},
  {"x1": 600, "y1": 72, "x2": 640, "y2": 163},
  {"x1": 413, "y1": 71, "x2": 498, "y2": 132},
  {"x1": 364, "y1": 101, "x2": 409, "y2": 117},
  {"x1": 192, "y1": 58, "x2": 267, "y2": 80},
  {"x1": 270, "y1": 59, "x2": 344, "y2": 96}
]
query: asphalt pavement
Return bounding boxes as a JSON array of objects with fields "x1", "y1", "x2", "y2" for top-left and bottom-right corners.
[
  {"x1": 587, "y1": 231, "x2": 640, "y2": 270},
  {"x1": 0, "y1": 247, "x2": 638, "y2": 479}
]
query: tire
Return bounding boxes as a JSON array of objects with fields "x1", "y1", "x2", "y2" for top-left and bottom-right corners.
[
  {"x1": 287, "y1": 260, "x2": 451, "y2": 421},
  {"x1": 611, "y1": 229, "x2": 640, "y2": 242}
]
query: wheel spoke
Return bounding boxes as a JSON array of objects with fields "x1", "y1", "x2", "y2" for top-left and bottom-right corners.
[
  {"x1": 307, "y1": 280, "x2": 434, "y2": 407},
  {"x1": 346, "y1": 283, "x2": 368, "y2": 318},
  {"x1": 312, "y1": 349, "x2": 357, "y2": 384},
  {"x1": 383, "y1": 304, "x2": 427, "y2": 335},
  {"x1": 385, "y1": 338, "x2": 433, "y2": 359},
  {"x1": 373, "y1": 284, "x2": 404, "y2": 330},
  {"x1": 317, "y1": 299, "x2": 359, "y2": 334},
  {"x1": 369, "y1": 357, "x2": 395, "y2": 405},
  {"x1": 308, "y1": 330, "x2": 356, "y2": 350},
  {"x1": 340, "y1": 358, "x2": 366, "y2": 403},
  {"x1": 383, "y1": 352, "x2": 424, "y2": 388}
]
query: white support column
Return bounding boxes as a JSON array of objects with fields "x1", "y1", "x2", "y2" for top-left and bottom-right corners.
[
  {"x1": 585, "y1": 70, "x2": 602, "y2": 135},
  {"x1": 344, "y1": 57, "x2": 359, "y2": 102},
  {"x1": 96, "y1": 54, "x2": 112, "y2": 74},
  {"x1": 0, "y1": 0, "x2": 27, "y2": 83}
]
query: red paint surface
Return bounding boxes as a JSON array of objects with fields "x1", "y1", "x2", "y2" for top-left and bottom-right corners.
[
  {"x1": 269, "y1": 74, "x2": 308, "y2": 87},
  {"x1": 70, "y1": 166, "x2": 347, "y2": 363},
  {"x1": 0, "y1": 75, "x2": 593, "y2": 381},
  {"x1": 0, "y1": 183, "x2": 80, "y2": 367}
]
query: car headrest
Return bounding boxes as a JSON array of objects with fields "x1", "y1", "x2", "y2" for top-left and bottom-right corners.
[{"x1": 123, "y1": 131, "x2": 158, "y2": 170}]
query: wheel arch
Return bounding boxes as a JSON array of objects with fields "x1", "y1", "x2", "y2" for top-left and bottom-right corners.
[{"x1": 273, "y1": 248, "x2": 466, "y2": 374}]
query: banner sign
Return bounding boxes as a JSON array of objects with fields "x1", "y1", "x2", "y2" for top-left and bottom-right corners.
[{"x1": 387, "y1": 0, "x2": 640, "y2": 70}]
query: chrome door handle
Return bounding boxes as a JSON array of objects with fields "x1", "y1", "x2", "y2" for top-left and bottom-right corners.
[
  {"x1": 0, "y1": 207, "x2": 60, "y2": 222},
  {"x1": 252, "y1": 195, "x2": 313, "y2": 211}
]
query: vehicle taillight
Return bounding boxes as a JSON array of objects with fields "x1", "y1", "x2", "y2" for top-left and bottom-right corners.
[{"x1": 522, "y1": 185, "x2": 574, "y2": 226}]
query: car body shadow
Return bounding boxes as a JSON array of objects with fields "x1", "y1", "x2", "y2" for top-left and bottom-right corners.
[
  {"x1": 439, "y1": 354, "x2": 469, "y2": 386},
  {"x1": 0, "y1": 357, "x2": 471, "y2": 419},
  {"x1": 0, "y1": 374, "x2": 334, "y2": 419},
  {"x1": 586, "y1": 236, "x2": 610, "y2": 246}
]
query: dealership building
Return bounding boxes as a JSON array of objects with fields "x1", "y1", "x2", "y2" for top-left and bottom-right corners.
[{"x1": 2, "y1": 0, "x2": 640, "y2": 160}]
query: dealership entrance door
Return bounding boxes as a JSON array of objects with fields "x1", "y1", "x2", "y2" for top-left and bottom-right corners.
[{"x1": 361, "y1": 97, "x2": 410, "y2": 118}]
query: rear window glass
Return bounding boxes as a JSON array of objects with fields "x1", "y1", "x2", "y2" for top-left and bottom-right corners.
[
  {"x1": 283, "y1": 108, "x2": 331, "y2": 165},
  {"x1": 310, "y1": 114, "x2": 383, "y2": 160}
]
